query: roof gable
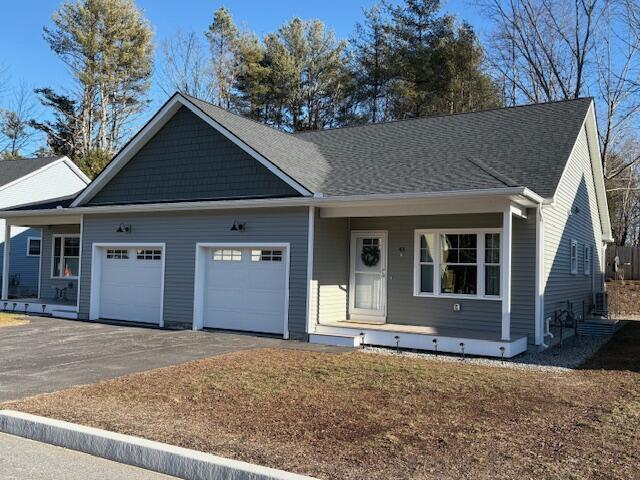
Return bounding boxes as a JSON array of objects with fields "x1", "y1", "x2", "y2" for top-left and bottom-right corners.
[
  {"x1": 0, "y1": 156, "x2": 67, "y2": 189},
  {"x1": 86, "y1": 106, "x2": 301, "y2": 206}
]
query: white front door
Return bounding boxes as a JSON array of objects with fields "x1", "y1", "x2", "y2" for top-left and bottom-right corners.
[{"x1": 349, "y1": 231, "x2": 387, "y2": 322}]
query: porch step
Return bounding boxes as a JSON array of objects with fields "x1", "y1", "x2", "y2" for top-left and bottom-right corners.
[
  {"x1": 50, "y1": 310, "x2": 79, "y2": 320},
  {"x1": 577, "y1": 320, "x2": 620, "y2": 336},
  {"x1": 309, "y1": 333, "x2": 362, "y2": 348},
  {"x1": 314, "y1": 324, "x2": 528, "y2": 358}
]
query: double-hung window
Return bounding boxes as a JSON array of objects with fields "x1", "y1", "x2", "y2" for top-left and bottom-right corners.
[
  {"x1": 570, "y1": 240, "x2": 578, "y2": 274},
  {"x1": 52, "y1": 235, "x2": 80, "y2": 278},
  {"x1": 27, "y1": 237, "x2": 41, "y2": 256},
  {"x1": 414, "y1": 229, "x2": 501, "y2": 299},
  {"x1": 584, "y1": 244, "x2": 592, "y2": 276}
]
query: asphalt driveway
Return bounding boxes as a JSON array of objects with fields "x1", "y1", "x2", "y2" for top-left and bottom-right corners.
[{"x1": 0, "y1": 316, "x2": 340, "y2": 402}]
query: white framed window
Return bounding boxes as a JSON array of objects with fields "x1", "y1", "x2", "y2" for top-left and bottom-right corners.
[
  {"x1": 584, "y1": 244, "x2": 592, "y2": 276},
  {"x1": 414, "y1": 229, "x2": 501, "y2": 299},
  {"x1": 51, "y1": 235, "x2": 80, "y2": 278},
  {"x1": 417, "y1": 233, "x2": 436, "y2": 293},
  {"x1": 213, "y1": 249, "x2": 241, "y2": 261},
  {"x1": 484, "y1": 233, "x2": 501, "y2": 296},
  {"x1": 27, "y1": 237, "x2": 41, "y2": 257},
  {"x1": 570, "y1": 240, "x2": 578, "y2": 274},
  {"x1": 106, "y1": 249, "x2": 129, "y2": 259},
  {"x1": 137, "y1": 249, "x2": 162, "y2": 260},
  {"x1": 251, "y1": 249, "x2": 283, "y2": 262}
]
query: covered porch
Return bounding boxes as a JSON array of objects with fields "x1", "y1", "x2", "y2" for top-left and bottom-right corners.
[
  {"x1": 2, "y1": 214, "x2": 81, "y2": 319},
  {"x1": 308, "y1": 192, "x2": 541, "y2": 358}
]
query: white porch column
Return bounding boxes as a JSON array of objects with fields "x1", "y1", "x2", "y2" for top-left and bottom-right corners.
[
  {"x1": 2, "y1": 222, "x2": 11, "y2": 299},
  {"x1": 501, "y1": 206, "x2": 513, "y2": 341}
]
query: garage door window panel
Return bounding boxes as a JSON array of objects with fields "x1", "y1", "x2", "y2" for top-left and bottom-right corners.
[
  {"x1": 251, "y1": 249, "x2": 283, "y2": 262},
  {"x1": 52, "y1": 235, "x2": 80, "y2": 278},
  {"x1": 137, "y1": 249, "x2": 162, "y2": 260},
  {"x1": 106, "y1": 249, "x2": 129, "y2": 259},
  {"x1": 213, "y1": 249, "x2": 242, "y2": 261}
]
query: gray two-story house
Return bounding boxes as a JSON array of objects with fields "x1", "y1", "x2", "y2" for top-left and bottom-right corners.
[{"x1": 1, "y1": 93, "x2": 611, "y2": 357}]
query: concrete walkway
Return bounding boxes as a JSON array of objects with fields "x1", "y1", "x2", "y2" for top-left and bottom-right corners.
[
  {"x1": 0, "y1": 432, "x2": 177, "y2": 479},
  {"x1": 0, "y1": 316, "x2": 343, "y2": 402}
]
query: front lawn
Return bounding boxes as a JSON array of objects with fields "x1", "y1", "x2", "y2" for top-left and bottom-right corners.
[
  {"x1": 4, "y1": 324, "x2": 639, "y2": 480},
  {"x1": 0, "y1": 312, "x2": 29, "y2": 327}
]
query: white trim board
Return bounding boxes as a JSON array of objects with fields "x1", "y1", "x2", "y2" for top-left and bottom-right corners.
[
  {"x1": 88, "y1": 242, "x2": 166, "y2": 327},
  {"x1": 71, "y1": 94, "x2": 311, "y2": 207},
  {"x1": 192, "y1": 242, "x2": 291, "y2": 338},
  {"x1": 26, "y1": 236, "x2": 41, "y2": 257}
]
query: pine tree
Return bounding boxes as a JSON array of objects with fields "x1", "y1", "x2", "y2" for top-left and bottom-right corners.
[
  {"x1": 206, "y1": 7, "x2": 240, "y2": 110},
  {"x1": 41, "y1": 0, "x2": 153, "y2": 175}
]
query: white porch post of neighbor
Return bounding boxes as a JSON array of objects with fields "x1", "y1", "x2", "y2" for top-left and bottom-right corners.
[
  {"x1": 501, "y1": 206, "x2": 513, "y2": 341},
  {"x1": 2, "y1": 222, "x2": 11, "y2": 299}
]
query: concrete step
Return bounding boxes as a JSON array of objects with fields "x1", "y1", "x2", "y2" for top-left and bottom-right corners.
[
  {"x1": 577, "y1": 321, "x2": 620, "y2": 336},
  {"x1": 309, "y1": 333, "x2": 362, "y2": 348}
]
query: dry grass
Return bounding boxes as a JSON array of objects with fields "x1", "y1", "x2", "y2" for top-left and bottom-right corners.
[
  {"x1": 4, "y1": 325, "x2": 640, "y2": 480},
  {"x1": 607, "y1": 280, "x2": 640, "y2": 318},
  {"x1": 0, "y1": 312, "x2": 29, "y2": 327}
]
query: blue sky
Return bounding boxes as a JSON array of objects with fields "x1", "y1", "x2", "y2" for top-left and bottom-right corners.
[{"x1": 0, "y1": 0, "x2": 485, "y2": 153}]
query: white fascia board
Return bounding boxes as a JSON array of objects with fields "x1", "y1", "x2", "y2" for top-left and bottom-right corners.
[
  {"x1": 551, "y1": 101, "x2": 613, "y2": 243},
  {"x1": 71, "y1": 96, "x2": 184, "y2": 207},
  {"x1": 72, "y1": 94, "x2": 312, "y2": 207},
  {"x1": 61, "y1": 157, "x2": 91, "y2": 184},
  {"x1": 2, "y1": 187, "x2": 543, "y2": 220},
  {"x1": 178, "y1": 94, "x2": 312, "y2": 197}
]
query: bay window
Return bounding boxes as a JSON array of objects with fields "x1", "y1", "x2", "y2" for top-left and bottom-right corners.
[
  {"x1": 414, "y1": 229, "x2": 501, "y2": 299},
  {"x1": 52, "y1": 235, "x2": 80, "y2": 278}
]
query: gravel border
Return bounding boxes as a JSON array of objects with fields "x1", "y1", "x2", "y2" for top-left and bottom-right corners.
[{"x1": 361, "y1": 334, "x2": 613, "y2": 373}]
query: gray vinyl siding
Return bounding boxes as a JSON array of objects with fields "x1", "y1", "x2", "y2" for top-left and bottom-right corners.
[
  {"x1": 0, "y1": 228, "x2": 41, "y2": 296},
  {"x1": 40, "y1": 225, "x2": 80, "y2": 303},
  {"x1": 88, "y1": 107, "x2": 299, "y2": 206},
  {"x1": 311, "y1": 215, "x2": 349, "y2": 324},
  {"x1": 78, "y1": 208, "x2": 309, "y2": 338},
  {"x1": 312, "y1": 213, "x2": 537, "y2": 341},
  {"x1": 543, "y1": 126, "x2": 604, "y2": 320},
  {"x1": 511, "y1": 211, "x2": 537, "y2": 342},
  {"x1": 350, "y1": 215, "x2": 502, "y2": 335}
]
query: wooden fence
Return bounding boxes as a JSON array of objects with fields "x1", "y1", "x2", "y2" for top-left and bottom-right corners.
[{"x1": 606, "y1": 246, "x2": 640, "y2": 280}]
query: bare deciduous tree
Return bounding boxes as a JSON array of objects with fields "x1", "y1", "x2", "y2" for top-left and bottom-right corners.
[
  {"x1": 0, "y1": 83, "x2": 38, "y2": 159},
  {"x1": 158, "y1": 31, "x2": 216, "y2": 101}
]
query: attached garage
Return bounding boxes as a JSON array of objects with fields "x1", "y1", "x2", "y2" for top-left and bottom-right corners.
[
  {"x1": 193, "y1": 243, "x2": 289, "y2": 336},
  {"x1": 89, "y1": 243, "x2": 165, "y2": 325}
]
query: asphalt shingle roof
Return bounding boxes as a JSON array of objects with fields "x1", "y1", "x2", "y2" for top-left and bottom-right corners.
[
  {"x1": 0, "y1": 156, "x2": 65, "y2": 189},
  {"x1": 187, "y1": 94, "x2": 593, "y2": 199}
]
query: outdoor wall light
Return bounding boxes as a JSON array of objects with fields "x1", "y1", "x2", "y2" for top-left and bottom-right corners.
[
  {"x1": 230, "y1": 219, "x2": 245, "y2": 231},
  {"x1": 116, "y1": 223, "x2": 131, "y2": 233}
]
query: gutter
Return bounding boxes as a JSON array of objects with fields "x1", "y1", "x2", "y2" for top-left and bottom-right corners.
[{"x1": 0, "y1": 186, "x2": 545, "y2": 218}]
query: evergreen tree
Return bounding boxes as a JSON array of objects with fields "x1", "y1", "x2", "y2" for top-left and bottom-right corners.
[
  {"x1": 206, "y1": 7, "x2": 240, "y2": 110},
  {"x1": 350, "y1": 5, "x2": 394, "y2": 123},
  {"x1": 40, "y1": 0, "x2": 153, "y2": 175}
]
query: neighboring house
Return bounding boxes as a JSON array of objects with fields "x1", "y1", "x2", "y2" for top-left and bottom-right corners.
[
  {"x1": 0, "y1": 157, "x2": 90, "y2": 300},
  {"x1": 0, "y1": 93, "x2": 611, "y2": 357}
]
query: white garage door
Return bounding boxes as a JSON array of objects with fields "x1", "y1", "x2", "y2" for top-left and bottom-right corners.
[
  {"x1": 203, "y1": 247, "x2": 287, "y2": 334},
  {"x1": 99, "y1": 247, "x2": 163, "y2": 324}
]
